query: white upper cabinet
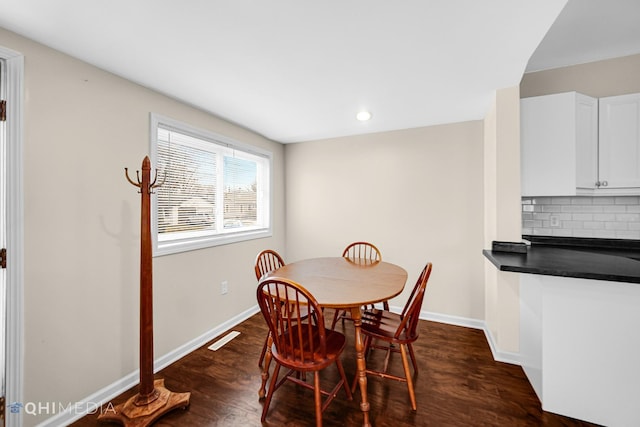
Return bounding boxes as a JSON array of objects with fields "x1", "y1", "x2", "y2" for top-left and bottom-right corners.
[
  {"x1": 521, "y1": 92, "x2": 597, "y2": 197},
  {"x1": 598, "y1": 93, "x2": 640, "y2": 190},
  {"x1": 521, "y1": 91, "x2": 640, "y2": 196}
]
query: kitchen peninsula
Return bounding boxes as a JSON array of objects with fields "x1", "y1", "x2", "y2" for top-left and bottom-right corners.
[{"x1": 484, "y1": 236, "x2": 640, "y2": 427}]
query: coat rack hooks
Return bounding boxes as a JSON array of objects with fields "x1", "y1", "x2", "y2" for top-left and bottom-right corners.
[
  {"x1": 99, "y1": 155, "x2": 190, "y2": 426},
  {"x1": 124, "y1": 157, "x2": 165, "y2": 194}
]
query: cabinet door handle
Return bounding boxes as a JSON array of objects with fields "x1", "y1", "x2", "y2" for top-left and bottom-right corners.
[
  {"x1": 602, "y1": 180, "x2": 608, "y2": 187},
  {"x1": 595, "y1": 181, "x2": 601, "y2": 187}
]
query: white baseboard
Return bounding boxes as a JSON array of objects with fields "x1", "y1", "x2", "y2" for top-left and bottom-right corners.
[
  {"x1": 481, "y1": 326, "x2": 522, "y2": 366},
  {"x1": 37, "y1": 306, "x2": 259, "y2": 427},
  {"x1": 41, "y1": 305, "x2": 520, "y2": 426},
  {"x1": 419, "y1": 308, "x2": 485, "y2": 330}
]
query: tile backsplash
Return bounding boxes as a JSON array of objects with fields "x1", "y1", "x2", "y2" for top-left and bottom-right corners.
[{"x1": 522, "y1": 196, "x2": 640, "y2": 239}]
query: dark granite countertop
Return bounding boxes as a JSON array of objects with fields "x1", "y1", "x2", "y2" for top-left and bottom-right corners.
[{"x1": 483, "y1": 236, "x2": 640, "y2": 284}]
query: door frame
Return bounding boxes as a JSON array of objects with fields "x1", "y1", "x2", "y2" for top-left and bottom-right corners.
[{"x1": 0, "y1": 45, "x2": 24, "y2": 427}]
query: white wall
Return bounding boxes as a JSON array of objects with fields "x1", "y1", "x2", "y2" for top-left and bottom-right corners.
[
  {"x1": 0, "y1": 27, "x2": 285, "y2": 426},
  {"x1": 284, "y1": 122, "x2": 486, "y2": 320},
  {"x1": 483, "y1": 86, "x2": 522, "y2": 356}
]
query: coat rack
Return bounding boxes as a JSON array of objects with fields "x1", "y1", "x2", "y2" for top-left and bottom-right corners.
[{"x1": 99, "y1": 156, "x2": 190, "y2": 426}]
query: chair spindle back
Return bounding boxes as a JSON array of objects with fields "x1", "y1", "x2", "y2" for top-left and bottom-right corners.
[
  {"x1": 342, "y1": 242, "x2": 381, "y2": 263},
  {"x1": 396, "y1": 262, "x2": 432, "y2": 340},
  {"x1": 255, "y1": 249, "x2": 285, "y2": 281},
  {"x1": 257, "y1": 278, "x2": 327, "y2": 365}
]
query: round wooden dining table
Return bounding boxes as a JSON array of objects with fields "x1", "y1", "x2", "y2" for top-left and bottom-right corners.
[{"x1": 260, "y1": 256, "x2": 408, "y2": 427}]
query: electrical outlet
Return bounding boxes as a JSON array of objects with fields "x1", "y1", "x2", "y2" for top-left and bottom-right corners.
[
  {"x1": 550, "y1": 215, "x2": 560, "y2": 227},
  {"x1": 221, "y1": 280, "x2": 229, "y2": 295}
]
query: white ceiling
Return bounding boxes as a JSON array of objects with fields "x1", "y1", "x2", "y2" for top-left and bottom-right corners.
[
  {"x1": 1, "y1": 1, "x2": 638, "y2": 143},
  {"x1": 526, "y1": 0, "x2": 640, "y2": 73}
]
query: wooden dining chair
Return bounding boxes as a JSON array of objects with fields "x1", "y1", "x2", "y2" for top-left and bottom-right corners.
[
  {"x1": 254, "y1": 249, "x2": 290, "y2": 369},
  {"x1": 331, "y1": 241, "x2": 385, "y2": 329},
  {"x1": 257, "y1": 278, "x2": 353, "y2": 427},
  {"x1": 255, "y1": 249, "x2": 286, "y2": 282},
  {"x1": 353, "y1": 262, "x2": 433, "y2": 411}
]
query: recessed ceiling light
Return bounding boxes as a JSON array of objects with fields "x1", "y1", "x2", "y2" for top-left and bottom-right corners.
[{"x1": 356, "y1": 111, "x2": 372, "y2": 121}]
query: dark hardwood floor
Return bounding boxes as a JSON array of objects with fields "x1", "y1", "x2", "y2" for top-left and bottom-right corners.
[{"x1": 72, "y1": 311, "x2": 598, "y2": 426}]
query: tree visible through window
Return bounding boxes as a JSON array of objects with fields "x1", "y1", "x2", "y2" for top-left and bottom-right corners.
[{"x1": 151, "y1": 114, "x2": 271, "y2": 255}]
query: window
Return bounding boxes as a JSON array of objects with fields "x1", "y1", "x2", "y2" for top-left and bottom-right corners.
[{"x1": 151, "y1": 114, "x2": 272, "y2": 256}]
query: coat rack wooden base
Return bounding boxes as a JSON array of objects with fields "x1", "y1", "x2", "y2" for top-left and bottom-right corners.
[{"x1": 97, "y1": 379, "x2": 190, "y2": 427}]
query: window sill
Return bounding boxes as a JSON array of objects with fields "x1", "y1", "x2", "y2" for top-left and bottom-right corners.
[{"x1": 154, "y1": 228, "x2": 272, "y2": 257}]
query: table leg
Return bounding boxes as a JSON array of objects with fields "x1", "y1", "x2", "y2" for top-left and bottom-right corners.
[{"x1": 351, "y1": 306, "x2": 371, "y2": 427}]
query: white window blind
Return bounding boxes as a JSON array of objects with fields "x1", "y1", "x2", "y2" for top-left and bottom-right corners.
[{"x1": 151, "y1": 114, "x2": 272, "y2": 255}]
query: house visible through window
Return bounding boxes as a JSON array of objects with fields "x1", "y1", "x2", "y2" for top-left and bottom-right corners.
[{"x1": 151, "y1": 114, "x2": 272, "y2": 255}]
